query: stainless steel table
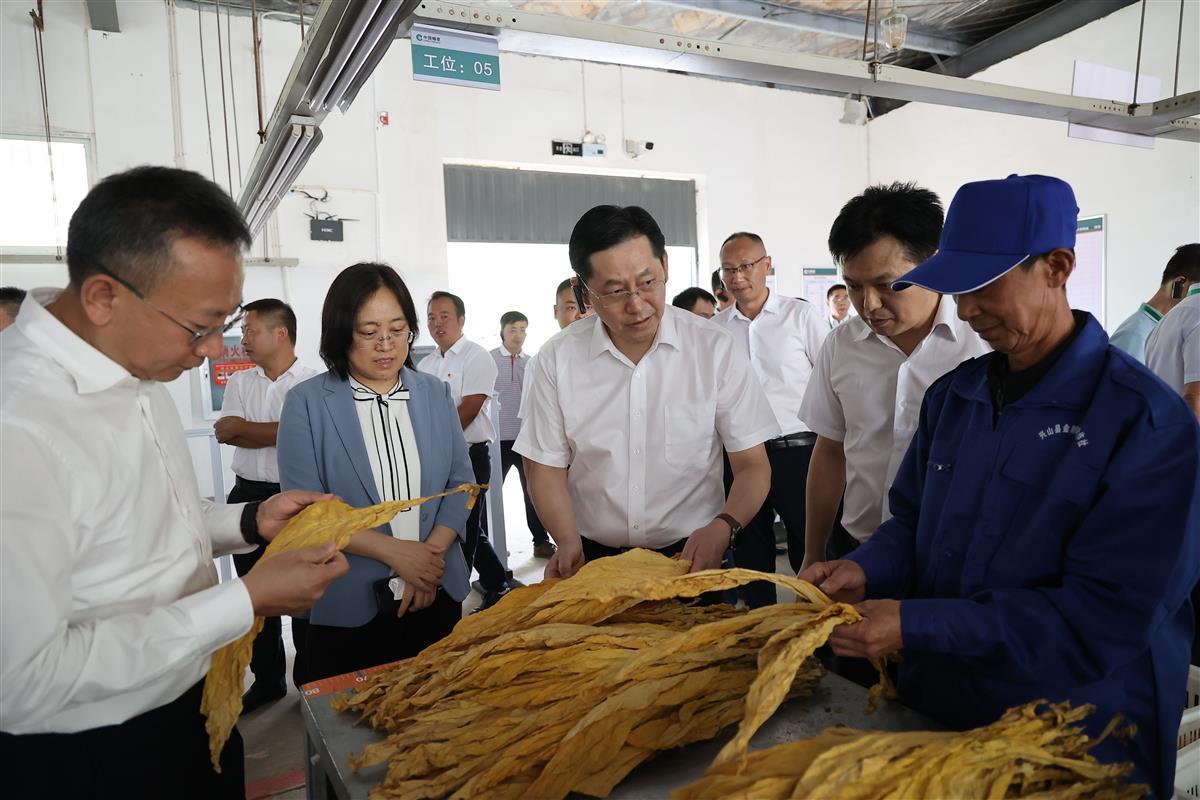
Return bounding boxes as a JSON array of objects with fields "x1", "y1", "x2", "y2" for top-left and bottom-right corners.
[{"x1": 301, "y1": 669, "x2": 934, "y2": 799}]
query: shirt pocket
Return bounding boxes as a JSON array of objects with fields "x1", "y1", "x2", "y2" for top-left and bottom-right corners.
[
  {"x1": 978, "y1": 446, "x2": 1102, "y2": 585},
  {"x1": 664, "y1": 402, "x2": 717, "y2": 468}
]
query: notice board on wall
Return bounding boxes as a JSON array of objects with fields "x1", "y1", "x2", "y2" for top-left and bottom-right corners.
[
  {"x1": 801, "y1": 267, "x2": 840, "y2": 308},
  {"x1": 1070, "y1": 215, "x2": 1106, "y2": 327},
  {"x1": 199, "y1": 335, "x2": 255, "y2": 420}
]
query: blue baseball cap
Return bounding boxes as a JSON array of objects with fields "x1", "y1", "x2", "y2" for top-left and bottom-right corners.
[{"x1": 893, "y1": 174, "x2": 1079, "y2": 294}]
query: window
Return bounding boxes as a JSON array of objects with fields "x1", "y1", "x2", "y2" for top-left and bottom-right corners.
[{"x1": 0, "y1": 136, "x2": 92, "y2": 252}]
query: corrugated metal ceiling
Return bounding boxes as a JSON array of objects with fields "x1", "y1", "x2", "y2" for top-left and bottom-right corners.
[{"x1": 205, "y1": 0, "x2": 1063, "y2": 73}]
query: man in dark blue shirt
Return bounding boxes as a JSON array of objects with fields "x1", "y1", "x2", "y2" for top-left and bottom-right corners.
[{"x1": 802, "y1": 174, "x2": 1199, "y2": 797}]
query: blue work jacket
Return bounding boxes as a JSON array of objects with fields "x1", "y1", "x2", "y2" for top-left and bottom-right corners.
[{"x1": 849, "y1": 314, "x2": 1199, "y2": 798}]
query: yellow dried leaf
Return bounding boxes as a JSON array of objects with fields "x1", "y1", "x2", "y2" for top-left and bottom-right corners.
[{"x1": 674, "y1": 701, "x2": 1146, "y2": 800}]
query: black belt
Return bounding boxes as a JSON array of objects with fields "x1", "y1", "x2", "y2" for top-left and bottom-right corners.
[
  {"x1": 766, "y1": 432, "x2": 817, "y2": 450},
  {"x1": 234, "y1": 476, "x2": 281, "y2": 490}
]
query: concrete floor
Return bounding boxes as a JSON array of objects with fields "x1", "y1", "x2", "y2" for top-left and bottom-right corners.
[{"x1": 237, "y1": 476, "x2": 797, "y2": 799}]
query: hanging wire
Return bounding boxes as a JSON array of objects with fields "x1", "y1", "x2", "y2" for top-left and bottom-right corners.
[
  {"x1": 197, "y1": 3, "x2": 218, "y2": 181},
  {"x1": 1131, "y1": 0, "x2": 1147, "y2": 110},
  {"x1": 861, "y1": 0, "x2": 871, "y2": 62},
  {"x1": 213, "y1": 0, "x2": 234, "y2": 193},
  {"x1": 251, "y1": 0, "x2": 266, "y2": 144},
  {"x1": 29, "y1": 0, "x2": 61, "y2": 259},
  {"x1": 873, "y1": 0, "x2": 881, "y2": 63},
  {"x1": 224, "y1": 0, "x2": 243, "y2": 184},
  {"x1": 1174, "y1": 0, "x2": 1185, "y2": 96}
]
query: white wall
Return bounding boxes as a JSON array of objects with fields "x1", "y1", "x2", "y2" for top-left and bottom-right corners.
[
  {"x1": 868, "y1": 0, "x2": 1200, "y2": 328},
  {"x1": 1, "y1": 0, "x2": 866, "y2": 372}
]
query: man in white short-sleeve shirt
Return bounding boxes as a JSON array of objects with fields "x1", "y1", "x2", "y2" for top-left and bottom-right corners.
[
  {"x1": 800, "y1": 182, "x2": 988, "y2": 571},
  {"x1": 516, "y1": 278, "x2": 586, "y2": 424},
  {"x1": 713, "y1": 231, "x2": 828, "y2": 606},
  {"x1": 516, "y1": 205, "x2": 777, "y2": 581},
  {"x1": 418, "y1": 291, "x2": 511, "y2": 609},
  {"x1": 213, "y1": 298, "x2": 318, "y2": 708},
  {"x1": 1146, "y1": 282, "x2": 1200, "y2": 425}
]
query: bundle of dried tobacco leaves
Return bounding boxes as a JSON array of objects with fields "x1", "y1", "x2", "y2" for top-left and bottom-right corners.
[
  {"x1": 333, "y1": 549, "x2": 881, "y2": 799},
  {"x1": 674, "y1": 700, "x2": 1143, "y2": 800}
]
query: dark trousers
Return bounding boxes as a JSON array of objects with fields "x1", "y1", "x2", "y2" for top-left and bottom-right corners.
[
  {"x1": 228, "y1": 476, "x2": 296, "y2": 691},
  {"x1": 500, "y1": 439, "x2": 549, "y2": 545},
  {"x1": 827, "y1": 521, "x2": 860, "y2": 561},
  {"x1": 580, "y1": 536, "x2": 687, "y2": 562},
  {"x1": 303, "y1": 590, "x2": 461, "y2": 682},
  {"x1": 0, "y1": 679, "x2": 244, "y2": 799},
  {"x1": 726, "y1": 443, "x2": 813, "y2": 608},
  {"x1": 465, "y1": 442, "x2": 509, "y2": 593}
]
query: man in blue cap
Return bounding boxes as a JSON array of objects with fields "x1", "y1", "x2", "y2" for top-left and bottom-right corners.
[{"x1": 801, "y1": 174, "x2": 1199, "y2": 796}]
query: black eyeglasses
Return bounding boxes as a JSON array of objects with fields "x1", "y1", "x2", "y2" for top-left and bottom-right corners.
[
  {"x1": 719, "y1": 255, "x2": 768, "y2": 280},
  {"x1": 95, "y1": 265, "x2": 245, "y2": 345}
]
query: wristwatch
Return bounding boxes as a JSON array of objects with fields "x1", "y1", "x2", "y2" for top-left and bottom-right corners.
[
  {"x1": 715, "y1": 513, "x2": 744, "y2": 551},
  {"x1": 240, "y1": 501, "x2": 269, "y2": 547}
]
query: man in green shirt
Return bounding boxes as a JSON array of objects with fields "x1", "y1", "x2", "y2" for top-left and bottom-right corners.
[{"x1": 1109, "y1": 242, "x2": 1199, "y2": 362}]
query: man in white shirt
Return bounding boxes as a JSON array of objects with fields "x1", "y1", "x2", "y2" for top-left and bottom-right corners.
[
  {"x1": 1145, "y1": 280, "x2": 1200, "y2": 666},
  {"x1": 213, "y1": 298, "x2": 318, "y2": 710},
  {"x1": 492, "y1": 310, "x2": 554, "y2": 560},
  {"x1": 0, "y1": 166, "x2": 346, "y2": 798},
  {"x1": 517, "y1": 205, "x2": 776, "y2": 581},
  {"x1": 1146, "y1": 282, "x2": 1200, "y2": 424},
  {"x1": 419, "y1": 291, "x2": 512, "y2": 610},
  {"x1": 1110, "y1": 243, "x2": 1200, "y2": 363},
  {"x1": 713, "y1": 231, "x2": 828, "y2": 606},
  {"x1": 800, "y1": 183, "x2": 990, "y2": 573},
  {"x1": 826, "y1": 283, "x2": 851, "y2": 328},
  {"x1": 516, "y1": 278, "x2": 588, "y2": 423},
  {"x1": 671, "y1": 286, "x2": 719, "y2": 319}
]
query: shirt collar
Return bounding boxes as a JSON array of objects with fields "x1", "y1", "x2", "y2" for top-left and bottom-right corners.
[
  {"x1": 444, "y1": 335, "x2": 470, "y2": 357},
  {"x1": 1139, "y1": 303, "x2": 1164, "y2": 323},
  {"x1": 1188, "y1": 283, "x2": 1200, "y2": 298},
  {"x1": 930, "y1": 294, "x2": 961, "y2": 342},
  {"x1": 280, "y1": 357, "x2": 306, "y2": 379},
  {"x1": 349, "y1": 374, "x2": 405, "y2": 398},
  {"x1": 15, "y1": 289, "x2": 133, "y2": 395},
  {"x1": 587, "y1": 306, "x2": 680, "y2": 363},
  {"x1": 954, "y1": 312, "x2": 1107, "y2": 410},
  {"x1": 730, "y1": 288, "x2": 779, "y2": 323},
  {"x1": 850, "y1": 295, "x2": 959, "y2": 346},
  {"x1": 850, "y1": 315, "x2": 874, "y2": 343}
]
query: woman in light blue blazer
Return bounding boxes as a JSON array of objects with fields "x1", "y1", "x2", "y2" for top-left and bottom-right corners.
[{"x1": 278, "y1": 263, "x2": 475, "y2": 682}]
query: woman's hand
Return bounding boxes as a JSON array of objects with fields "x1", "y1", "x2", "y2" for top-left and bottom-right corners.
[{"x1": 384, "y1": 539, "x2": 446, "y2": 594}]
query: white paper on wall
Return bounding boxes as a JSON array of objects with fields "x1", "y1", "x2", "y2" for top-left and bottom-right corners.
[
  {"x1": 1068, "y1": 60, "x2": 1161, "y2": 150},
  {"x1": 1070, "y1": 215, "x2": 1107, "y2": 327}
]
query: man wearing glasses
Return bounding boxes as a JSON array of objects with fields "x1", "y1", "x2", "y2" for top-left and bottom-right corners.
[
  {"x1": 516, "y1": 205, "x2": 777, "y2": 580},
  {"x1": 0, "y1": 166, "x2": 347, "y2": 797},
  {"x1": 713, "y1": 232, "x2": 829, "y2": 607}
]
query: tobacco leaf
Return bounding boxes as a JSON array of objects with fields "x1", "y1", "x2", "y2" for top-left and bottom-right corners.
[{"x1": 673, "y1": 701, "x2": 1144, "y2": 800}]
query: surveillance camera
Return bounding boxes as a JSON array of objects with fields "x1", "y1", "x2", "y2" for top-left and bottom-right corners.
[{"x1": 624, "y1": 139, "x2": 655, "y2": 158}]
